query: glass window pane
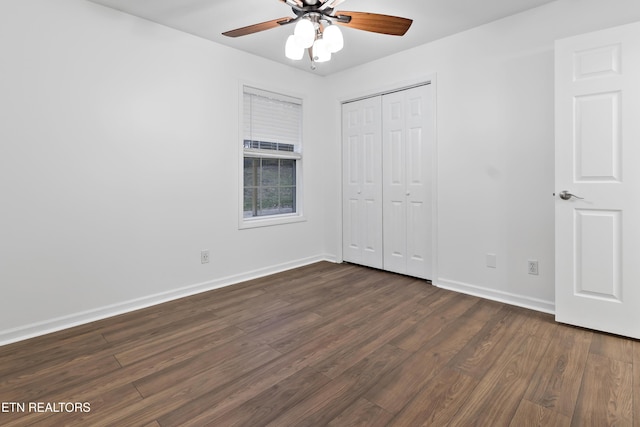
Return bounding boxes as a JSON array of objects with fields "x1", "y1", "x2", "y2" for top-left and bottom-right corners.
[
  {"x1": 243, "y1": 188, "x2": 257, "y2": 218},
  {"x1": 259, "y1": 187, "x2": 279, "y2": 216},
  {"x1": 244, "y1": 157, "x2": 258, "y2": 187},
  {"x1": 242, "y1": 156, "x2": 297, "y2": 218},
  {"x1": 279, "y1": 159, "x2": 295, "y2": 186},
  {"x1": 260, "y1": 159, "x2": 279, "y2": 187},
  {"x1": 280, "y1": 187, "x2": 295, "y2": 214}
]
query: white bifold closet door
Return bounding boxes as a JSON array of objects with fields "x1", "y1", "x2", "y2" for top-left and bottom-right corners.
[
  {"x1": 382, "y1": 85, "x2": 433, "y2": 279},
  {"x1": 342, "y1": 96, "x2": 383, "y2": 269},
  {"x1": 342, "y1": 84, "x2": 433, "y2": 279}
]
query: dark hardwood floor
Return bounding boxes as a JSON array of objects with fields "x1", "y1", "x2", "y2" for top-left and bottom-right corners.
[{"x1": 0, "y1": 262, "x2": 637, "y2": 426}]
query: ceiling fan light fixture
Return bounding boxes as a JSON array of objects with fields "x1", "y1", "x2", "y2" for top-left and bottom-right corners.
[
  {"x1": 323, "y1": 24, "x2": 343, "y2": 53},
  {"x1": 285, "y1": 34, "x2": 304, "y2": 60},
  {"x1": 312, "y1": 38, "x2": 331, "y2": 63},
  {"x1": 223, "y1": 3, "x2": 413, "y2": 69},
  {"x1": 294, "y1": 18, "x2": 315, "y2": 48}
]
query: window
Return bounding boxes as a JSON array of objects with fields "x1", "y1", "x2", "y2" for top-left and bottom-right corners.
[{"x1": 241, "y1": 86, "x2": 303, "y2": 226}]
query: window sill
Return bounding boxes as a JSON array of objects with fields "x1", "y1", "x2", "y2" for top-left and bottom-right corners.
[{"x1": 239, "y1": 213, "x2": 307, "y2": 229}]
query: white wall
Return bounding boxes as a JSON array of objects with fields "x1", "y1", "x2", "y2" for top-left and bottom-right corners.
[
  {"x1": 0, "y1": 0, "x2": 330, "y2": 344},
  {"x1": 324, "y1": 0, "x2": 640, "y2": 312},
  {"x1": 3, "y1": 0, "x2": 640, "y2": 345}
]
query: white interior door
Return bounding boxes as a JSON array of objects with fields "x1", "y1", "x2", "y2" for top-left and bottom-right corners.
[
  {"x1": 342, "y1": 96, "x2": 383, "y2": 269},
  {"x1": 555, "y1": 21, "x2": 640, "y2": 339},
  {"x1": 383, "y1": 84, "x2": 433, "y2": 279}
]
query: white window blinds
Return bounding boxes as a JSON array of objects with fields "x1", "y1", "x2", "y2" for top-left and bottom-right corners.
[{"x1": 243, "y1": 86, "x2": 302, "y2": 149}]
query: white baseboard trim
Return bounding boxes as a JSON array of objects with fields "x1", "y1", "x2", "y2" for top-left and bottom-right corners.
[
  {"x1": 0, "y1": 254, "x2": 337, "y2": 347},
  {"x1": 435, "y1": 277, "x2": 555, "y2": 315}
]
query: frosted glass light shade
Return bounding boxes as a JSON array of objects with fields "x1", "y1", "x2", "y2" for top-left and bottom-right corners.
[
  {"x1": 285, "y1": 35, "x2": 304, "y2": 60},
  {"x1": 323, "y1": 25, "x2": 343, "y2": 53},
  {"x1": 312, "y1": 38, "x2": 331, "y2": 62},
  {"x1": 294, "y1": 19, "x2": 315, "y2": 48}
]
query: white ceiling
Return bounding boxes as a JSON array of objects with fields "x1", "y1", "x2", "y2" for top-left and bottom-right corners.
[{"x1": 87, "y1": 0, "x2": 557, "y2": 76}]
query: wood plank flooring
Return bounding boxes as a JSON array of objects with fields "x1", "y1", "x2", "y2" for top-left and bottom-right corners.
[{"x1": 0, "y1": 261, "x2": 637, "y2": 426}]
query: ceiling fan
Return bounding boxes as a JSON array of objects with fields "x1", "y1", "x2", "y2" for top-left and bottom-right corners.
[{"x1": 222, "y1": 0, "x2": 413, "y2": 69}]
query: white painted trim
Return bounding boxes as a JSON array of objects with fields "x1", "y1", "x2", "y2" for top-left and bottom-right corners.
[
  {"x1": 0, "y1": 255, "x2": 336, "y2": 347},
  {"x1": 435, "y1": 277, "x2": 555, "y2": 315},
  {"x1": 429, "y1": 74, "x2": 439, "y2": 285},
  {"x1": 334, "y1": 94, "x2": 344, "y2": 263},
  {"x1": 320, "y1": 253, "x2": 339, "y2": 263},
  {"x1": 239, "y1": 213, "x2": 307, "y2": 229}
]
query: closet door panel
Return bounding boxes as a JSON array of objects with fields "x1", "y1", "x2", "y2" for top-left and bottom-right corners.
[
  {"x1": 407, "y1": 200, "x2": 429, "y2": 278},
  {"x1": 363, "y1": 199, "x2": 379, "y2": 256},
  {"x1": 345, "y1": 198, "x2": 361, "y2": 261},
  {"x1": 343, "y1": 131, "x2": 361, "y2": 263},
  {"x1": 385, "y1": 199, "x2": 406, "y2": 273},
  {"x1": 383, "y1": 91, "x2": 407, "y2": 274},
  {"x1": 405, "y1": 85, "x2": 433, "y2": 279},
  {"x1": 342, "y1": 97, "x2": 383, "y2": 268},
  {"x1": 383, "y1": 85, "x2": 433, "y2": 279}
]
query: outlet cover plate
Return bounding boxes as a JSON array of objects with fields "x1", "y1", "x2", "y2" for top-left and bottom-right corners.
[{"x1": 201, "y1": 249, "x2": 210, "y2": 264}]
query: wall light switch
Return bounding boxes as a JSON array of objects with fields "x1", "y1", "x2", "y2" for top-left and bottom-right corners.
[{"x1": 486, "y1": 253, "x2": 497, "y2": 268}]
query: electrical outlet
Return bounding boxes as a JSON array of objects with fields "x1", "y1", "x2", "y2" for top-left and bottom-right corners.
[
  {"x1": 527, "y1": 260, "x2": 539, "y2": 275},
  {"x1": 201, "y1": 249, "x2": 210, "y2": 264}
]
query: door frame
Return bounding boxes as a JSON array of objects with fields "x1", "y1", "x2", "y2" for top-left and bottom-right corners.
[{"x1": 337, "y1": 73, "x2": 438, "y2": 283}]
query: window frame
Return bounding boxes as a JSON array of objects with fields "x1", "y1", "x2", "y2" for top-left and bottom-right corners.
[{"x1": 238, "y1": 84, "x2": 306, "y2": 229}]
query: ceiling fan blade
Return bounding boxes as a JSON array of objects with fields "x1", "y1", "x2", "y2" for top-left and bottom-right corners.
[
  {"x1": 335, "y1": 11, "x2": 412, "y2": 36},
  {"x1": 222, "y1": 17, "x2": 294, "y2": 37}
]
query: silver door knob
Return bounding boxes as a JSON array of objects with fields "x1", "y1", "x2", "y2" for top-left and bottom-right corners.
[{"x1": 559, "y1": 190, "x2": 583, "y2": 200}]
